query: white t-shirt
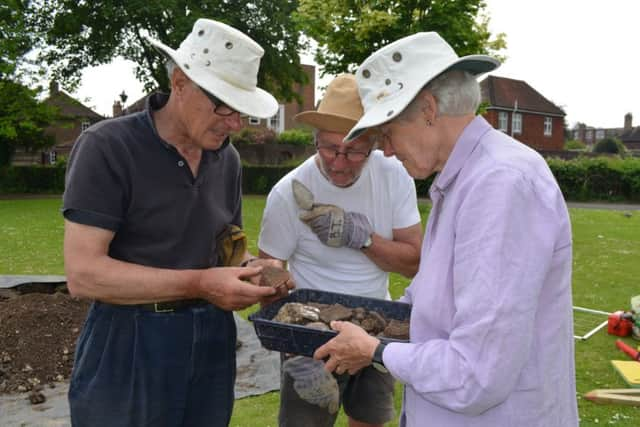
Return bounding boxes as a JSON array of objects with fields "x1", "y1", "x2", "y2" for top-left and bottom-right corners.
[{"x1": 258, "y1": 150, "x2": 421, "y2": 300}]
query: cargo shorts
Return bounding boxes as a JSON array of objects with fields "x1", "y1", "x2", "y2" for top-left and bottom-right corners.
[{"x1": 278, "y1": 354, "x2": 395, "y2": 427}]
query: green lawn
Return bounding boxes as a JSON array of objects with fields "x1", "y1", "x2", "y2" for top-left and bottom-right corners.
[{"x1": 1, "y1": 196, "x2": 639, "y2": 426}]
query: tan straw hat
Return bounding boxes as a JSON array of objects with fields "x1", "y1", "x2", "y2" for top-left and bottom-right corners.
[
  {"x1": 145, "y1": 18, "x2": 278, "y2": 118},
  {"x1": 345, "y1": 32, "x2": 500, "y2": 141},
  {"x1": 295, "y1": 74, "x2": 363, "y2": 134}
]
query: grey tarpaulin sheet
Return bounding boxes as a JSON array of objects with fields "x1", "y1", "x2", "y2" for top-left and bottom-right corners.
[{"x1": 0, "y1": 276, "x2": 281, "y2": 426}]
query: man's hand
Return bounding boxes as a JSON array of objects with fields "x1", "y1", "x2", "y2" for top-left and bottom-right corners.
[
  {"x1": 299, "y1": 204, "x2": 372, "y2": 249},
  {"x1": 313, "y1": 321, "x2": 380, "y2": 375},
  {"x1": 195, "y1": 266, "x2": 276, "y2": 311}
]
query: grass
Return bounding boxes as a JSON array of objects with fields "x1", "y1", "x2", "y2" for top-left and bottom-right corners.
[{"x1": 1, "y1": 196, "x2": 639, "y2": 426}]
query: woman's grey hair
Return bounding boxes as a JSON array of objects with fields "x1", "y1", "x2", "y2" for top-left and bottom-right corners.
[
  {"x1": 399, "y1": 70, "x2": 481, "y2": 120},
  {"x1": 165, "y1": 59, "x2": 178, "y2": 80}
]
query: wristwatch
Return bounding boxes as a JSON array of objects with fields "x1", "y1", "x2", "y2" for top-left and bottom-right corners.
[
  {"x1": 372, "y1": 341, "x2": 388, "y2": 373},
  {"x1": 361, "y1": 234, "x2": 373, "y2": 250}
]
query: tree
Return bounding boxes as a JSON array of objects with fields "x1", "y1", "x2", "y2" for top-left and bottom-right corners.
[
  {"x1": 295, "y1": 0, "x2": 506, "y2": 76},
  {"x1": 0, "y1": 80, "x2": 56, "y2": 166},
  {"x1": 0, "y1": 0, "x2": 33, "y2": 78},
  {"x1": 592, "y1": 137, "x2": 626, "y2": 156},
  {"x1": 0, "y1": 1, "x2": 56, "y2": 166},
  {"x1": 27, "y1": 0, "x2": 307, "y2": 101}
]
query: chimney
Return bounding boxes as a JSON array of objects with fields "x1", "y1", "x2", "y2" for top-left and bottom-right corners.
[
  {"x1": 578, "y1": 123, "x2": 586, "y2": 141},
  {"x1": 112, "y1": 101, "x2": 123, "y2": 117},
  {"x1": 624, "y1": 113, "x2": 633, "y2": 131},
  {"x1": 49, "y1": 81, "x2": 59, "y2": 94}
]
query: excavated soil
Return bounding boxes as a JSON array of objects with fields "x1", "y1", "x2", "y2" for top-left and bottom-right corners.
[{"x1": 0, "y1": 289, "x2": 90, "y2": 398}]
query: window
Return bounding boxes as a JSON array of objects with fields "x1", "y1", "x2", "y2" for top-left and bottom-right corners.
[
  {"x1": 585, "y1": 129, "x2": 593, "y2": 142},
  {"x1": 267, "y1": 104, "x2": 285, "y2": 134},
  {"x1": 595, "y1": 129, "x2": 605, "y2": 141},
  {"x1": 249, "y1": 117, "x2": 260, "y2": 125},
  {"x1": 544, "y1": 117, "x2": 553, "y2": 136},
  {"x1": 81, "y1": 121, "x2": 91, "y2": 132},
  {"x1": 512, "y1": 113, "x2": 522, "y2": 134},
  {"x1": 48, "y1": 151, "x2": 57, "y2": 165},
  {"x1": 498, "y1": 112, "x2": 508, "y2": 132}
]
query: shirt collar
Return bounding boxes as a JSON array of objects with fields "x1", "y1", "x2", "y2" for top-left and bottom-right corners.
[{"x1": 433, "y1": 115, "x2": 493, "y2": 193}]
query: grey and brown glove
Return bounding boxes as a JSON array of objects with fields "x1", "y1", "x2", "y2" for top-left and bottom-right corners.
[
  {"x1": 299, "y1": 204, "x2": 372, "y2": 249},
  {"x1": 292, "y1": 178, "x2": 372, "y2": 249}
]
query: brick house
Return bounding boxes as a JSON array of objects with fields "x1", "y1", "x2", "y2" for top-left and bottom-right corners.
[
  {"x1": 116, "y1": 64, "x2": 316, "y2": 135},
  {"x1": 480, "y1": 76, "x2": 566, "y2": 151},
  {"x1": 45, "y1": 81, "x2": 104, "y2": 164},
  {"x1": 571, "y1": 113, "x2": 640, "y2": 150},
  {"x1": 11, "y1": 81, "x2": 104, "y2": 165}
]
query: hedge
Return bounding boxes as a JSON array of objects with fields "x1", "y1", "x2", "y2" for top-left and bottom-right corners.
[{"x1": 3, "y1": 156, "x2": 640, "y2": 202}]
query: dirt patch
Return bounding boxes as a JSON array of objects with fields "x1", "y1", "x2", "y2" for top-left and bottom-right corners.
[{"x1": 0, "y1": 290, "x2": 90, "y2": 396}]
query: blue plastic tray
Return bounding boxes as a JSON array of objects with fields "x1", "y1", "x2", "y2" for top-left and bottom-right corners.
[{"x1": 249, "y1": 288, "x2": 411, "y2": 357}]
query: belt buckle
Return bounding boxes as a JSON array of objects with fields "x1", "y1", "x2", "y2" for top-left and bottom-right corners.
[{"x1": 154, "y1": 302, "x2": 174, "y2": 313}]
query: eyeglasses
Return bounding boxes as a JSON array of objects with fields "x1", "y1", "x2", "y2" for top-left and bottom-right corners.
[
  {"x1": 315, "y1": 142, "x2": 372, "y2": 162},
  {"x1": 198, "y1": 86, "x2": 244, "y2": 117}
]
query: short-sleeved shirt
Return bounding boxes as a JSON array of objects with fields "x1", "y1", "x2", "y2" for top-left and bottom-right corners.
[
  {"x1": 62, "y1": 93, "x2": 243, "y2": 269},
  {"x1": 258, "y1": 151, "x2": 421, "y2": 299}
]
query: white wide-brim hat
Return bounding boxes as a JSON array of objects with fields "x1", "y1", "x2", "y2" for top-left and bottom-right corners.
[
  {"x1": 345, "y1": 32, "x2": 500, "y2": 141},
  {"x1": 145, "y1": 19, "x2": 278, "y2": 118}
]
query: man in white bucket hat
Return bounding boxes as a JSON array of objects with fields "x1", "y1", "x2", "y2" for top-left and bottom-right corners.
[
  {"x1": 315, "y1": 32, "x2": 578, "y2": 426},
  {"x1": 62, "y1": 18, "x2": 292, "y2": 426},
  {"x1": 257, "y1": 74, "x2": 422, "y2": 427}
]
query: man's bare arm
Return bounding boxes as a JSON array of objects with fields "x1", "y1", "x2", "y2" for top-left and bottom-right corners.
[
  {"x1": 64, "y1": 220, "x2": 275, "y2": 310},
  {"x1": 361, "y1": 223, "x2": 423, "y2": 278}
]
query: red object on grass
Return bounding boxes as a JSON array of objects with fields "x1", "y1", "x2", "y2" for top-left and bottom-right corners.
[
  {"x1": 608, "y1": 311, "x2": 633, "y2": 337},
  {"x1": 615, "y1": 339, "x2": 640, "y2": 361}
]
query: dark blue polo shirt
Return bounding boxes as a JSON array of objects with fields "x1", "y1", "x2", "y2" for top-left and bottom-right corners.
[{"x1": 63, "y1": 93, "x2": 243, "y2": 269}]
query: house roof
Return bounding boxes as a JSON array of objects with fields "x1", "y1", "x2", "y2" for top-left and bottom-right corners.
[
  {"x1": 620, "y1": 127, "x2": 640, "y2": 143},
  {"x1": 480, "y1": 75, "x2": 565, "y2": 116},
  {"x1": 45, "y1": 83, "x2": 104, "y2": 120}
]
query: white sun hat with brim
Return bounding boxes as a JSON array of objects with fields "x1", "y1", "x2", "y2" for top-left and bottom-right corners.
[
  {"x1": 344, "y1": 32, "x2": 500, "y2": 142},
  {"x1": 145, "y1": 18, "x2": 278, "y2": 118}
]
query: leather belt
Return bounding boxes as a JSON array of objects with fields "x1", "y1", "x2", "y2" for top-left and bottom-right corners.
[{"x1": 137, "y1": 299, "x2": 209, "y2": 313}]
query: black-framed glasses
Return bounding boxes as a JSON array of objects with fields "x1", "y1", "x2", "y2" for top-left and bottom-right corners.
[
  {"x1": 315, "y1": 142, "x2": 372, "y2": 162},
  {"x1": 198, "y1": 86, "x2": 244, "y2": 117}
]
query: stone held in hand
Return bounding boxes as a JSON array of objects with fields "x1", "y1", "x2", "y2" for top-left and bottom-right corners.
[{"x1": 259, "y1": 266, "x2": 291, "y2": 290}]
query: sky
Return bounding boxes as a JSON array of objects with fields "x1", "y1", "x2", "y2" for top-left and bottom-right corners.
[{"x1": 72, "y1": 0, "x2": 639, "y2": 129}]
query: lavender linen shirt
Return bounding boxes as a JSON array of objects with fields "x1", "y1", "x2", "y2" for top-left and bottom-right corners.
[{"x1": 385, "y1": 116, "x2": 578, "y2": 427}]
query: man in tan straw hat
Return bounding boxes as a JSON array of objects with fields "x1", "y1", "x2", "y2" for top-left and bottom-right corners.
[
  {"x1": 62, "y1": 18, "x2": 292, "y2": 427},
  {"x1": 315, "y1": 32, "x2": 578, "y2": 427},
  {"x1": 257, "y1": 74, "x2": 423, "y2": 427}
]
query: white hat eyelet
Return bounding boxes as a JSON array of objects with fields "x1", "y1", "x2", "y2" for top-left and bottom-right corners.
[
  {"x1": 385, "y1": 78, "x2": 391, "y2": 85},
  {"x1": 205, "y1": 60, "x2": 211, "y2": 66},
  {"x1": 392, "y1": 52, "x2": 402, "y2": 62},
  {"x1": 387, "y1": 110, "x2": 394, "y2": 117},
  {"x1": 203, "y1": 48, "x2": 209, "y2": 54},
  {"x1": 183, "y1": 63, "x2": 190, "y2": 69},
  {"x1": 198, "y1": 30, "x2": 205, "y2": 36},
  {"x1": 225, "y1": 41, "x2": 233, "y2": 49},
  {"x1": 362, "y1": 69, "x2": 371, "y2": 78}
]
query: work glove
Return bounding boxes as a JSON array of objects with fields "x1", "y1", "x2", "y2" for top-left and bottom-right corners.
[
  {"x1": 283, "y1": 356, "x2": 339, "y2": 414},
  {"x1": 299, "y1": 204, "x2": 372, "y2": 249}
]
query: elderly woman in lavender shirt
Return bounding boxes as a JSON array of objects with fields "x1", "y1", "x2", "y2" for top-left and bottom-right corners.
[{"x1": 314, "y1": 32, "x2": 578, "y2": 427}]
